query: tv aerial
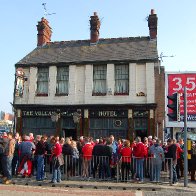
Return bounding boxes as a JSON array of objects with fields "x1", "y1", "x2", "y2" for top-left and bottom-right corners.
[
  {"x1": 159, "y1": 52, "x2": 175, "y2": 62},
  {"x1": 42, "y1": 3, "x2": 56, "y2": 17}
]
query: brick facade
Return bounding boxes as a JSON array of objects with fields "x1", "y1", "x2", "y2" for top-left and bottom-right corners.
[{"x1": 154, "y1": 64, "x2": 165, "y2": 140}]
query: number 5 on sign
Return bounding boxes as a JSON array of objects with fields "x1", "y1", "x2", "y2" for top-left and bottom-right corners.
[{"x1": 186, "y1": 77, "x2": 195, "y2": 91}]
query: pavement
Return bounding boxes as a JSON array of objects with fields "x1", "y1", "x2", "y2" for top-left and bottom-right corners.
[
  {"x1": 0, "y1": 175, "x2": 196, "y2": 196},
  {"x1": 2, "y1": 176, "x2": 195, "y2": 195}
]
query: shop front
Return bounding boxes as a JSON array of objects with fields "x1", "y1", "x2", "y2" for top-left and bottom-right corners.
[
  {"x1": 15, "y1": 105, "x2": 156, "y2": 141},
  {"x1": 16, "y1": 108, "x2": 79, "y2": 138},
  {"x1": 88, "y1": 109, "x2": 128, "y2": 139}
]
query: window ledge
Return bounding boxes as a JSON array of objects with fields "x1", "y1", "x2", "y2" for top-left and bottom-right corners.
[
  {"x1": 92, "y1": 92, "x2": 107, "y2": 96},
  {"x1": 55, "y1": 93, "x2": 68, "y2": 96},
  {"x1": 114, "y1": 92, "x2": 129, "y2": 96},
  {"x1": 36, "y1": 93, "x2": 48, "y2": 97}
]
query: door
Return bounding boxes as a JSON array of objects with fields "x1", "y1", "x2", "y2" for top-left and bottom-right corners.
[{"x1": 63, "y1": 129, "x2": 77, "y2": 140}]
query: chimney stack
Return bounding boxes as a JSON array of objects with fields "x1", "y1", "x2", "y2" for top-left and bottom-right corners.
[
  {"x1": 37, "y1": 17, "x2": 52, "y2": 46},
  {"x1": 148, "y1": 9, "x2": 158, "y2": 39},
  {"x1": 90, "y1": 12, "x2": 101, "y2": 44}
]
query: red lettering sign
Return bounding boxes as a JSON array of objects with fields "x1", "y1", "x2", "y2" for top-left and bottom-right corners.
[{"x1": 167, "y1": 73, "x2": 196, "y2": 121}]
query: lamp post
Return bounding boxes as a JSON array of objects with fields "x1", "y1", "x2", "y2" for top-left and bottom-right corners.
[{"x1": 183, "y1": 87, "x2": 188, "y2": 187}]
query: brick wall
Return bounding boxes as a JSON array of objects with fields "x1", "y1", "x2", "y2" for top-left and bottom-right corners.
[{"x1": 154, "y1": 65, "x2": 165, "y2": 140}]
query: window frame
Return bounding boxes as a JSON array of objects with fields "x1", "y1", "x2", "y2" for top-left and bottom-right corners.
[
  {"x1": 55, "y1": 66, "x2": 69, "y2": 96},
  {"x1": 114, "y1": 64, "x2": 129, "y2": 95},
  {"x1": 92, "y1": 64, "x2": 107, "y2": 96},
  {"x1": 36, "y1": 67, "x2": 49, "y2": 96}
]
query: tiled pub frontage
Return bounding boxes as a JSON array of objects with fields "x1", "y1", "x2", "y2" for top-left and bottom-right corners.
[{"x1": 15, "y1": 104, "x2": 156, "y2": 141}]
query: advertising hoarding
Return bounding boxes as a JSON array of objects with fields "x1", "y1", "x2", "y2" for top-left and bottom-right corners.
[{"x1": 166, "y1": 72, "x2": 196, "y2": 127}]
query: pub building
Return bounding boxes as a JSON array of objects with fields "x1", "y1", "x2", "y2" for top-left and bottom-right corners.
[{"x1": 13, "y1": 10, "x2": 165, "y2": 141}]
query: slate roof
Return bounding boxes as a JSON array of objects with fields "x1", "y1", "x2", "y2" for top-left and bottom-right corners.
[{"x1": 16, "y1": 36, "x2": 158, "y2": 66}]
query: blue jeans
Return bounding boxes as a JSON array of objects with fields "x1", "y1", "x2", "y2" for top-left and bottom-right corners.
[
  {"x1": 152, "y1": 162, "x2": 162, "y2": 182},
  {"x1": 36, "y1": 155, "x2": 45, "y2": 181},
  {"x1": 99, "y1": 159, "x2": 111, "y2": 179},
  {"x1": 135, "y1": 158, "x2": 144, "y2": 181},
  {"x1": 2, "y1": 155, "x2": 13, "y2": 180},
  {"x1": 12, "y1": 155, "x2": 19, "y2": 175},
  {"x1": 172, "y1": 163, "x2": 177, "y2": 183},
  {"x1": 52, "y1": 165, "x2": 61, "y2": 183}
]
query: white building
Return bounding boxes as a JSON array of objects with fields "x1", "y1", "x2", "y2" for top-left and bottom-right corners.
[{"x1": 13, "y1": 10, "x2": 165, "y2": 140}]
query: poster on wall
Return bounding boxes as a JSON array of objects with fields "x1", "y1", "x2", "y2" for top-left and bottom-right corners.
[{"x1": 166, "y1": 72, "x2": 196, "y2": 124}]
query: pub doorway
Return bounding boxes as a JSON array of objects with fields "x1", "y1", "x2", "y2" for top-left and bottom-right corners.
[
  {"x1": 63, "y1": 129, "x2": 77, "y2": 140},
  {"x1": 133, "y1": 111, "x2": 148, "y2": 142},
  {"x1": 135, "y1": 129, "x2": 147, "y2": 142}
]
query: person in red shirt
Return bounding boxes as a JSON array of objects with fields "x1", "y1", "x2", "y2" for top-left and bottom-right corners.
[
  {"x1": 117, "y1": 138, "x2": 123, "y2": 155},
  {"x1": 175, "y1": 139, "x2": 183, "y2": 179},
  {"x1": 120, "y1": 140, "x2": 132, "y2": 181},
  {"x1": 50, "y1": 136, "x2": 62, "y2": 183},
  {"x1": 82, "y1": 137, "x2": 93, "y2": 178},
  {"x1": 143, "y1": 137, "x2": 150, "y2": 178},
  {"x1": 132, "y1": 137, "x2": 147, "y2": 182}
]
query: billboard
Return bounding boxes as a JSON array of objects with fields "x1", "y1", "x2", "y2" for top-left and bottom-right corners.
[{"x1": 166, "y1": 72, "x2": 196, "y2": 127}]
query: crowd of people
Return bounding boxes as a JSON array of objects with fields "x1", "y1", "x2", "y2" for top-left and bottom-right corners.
[{"x1": 0, "y1": 131, "x2": 196, "y2": 185}]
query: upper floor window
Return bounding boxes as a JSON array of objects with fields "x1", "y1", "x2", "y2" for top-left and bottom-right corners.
[
  {"x1": 114, "y1": 64, "x2": 129, "y2": 95},
  {"x1": 93, "y1": 65, "x2": 107, "y2": 96},
  {"x1": 56, "y1": 66, "x2": 69, "y2": 95},
  {"x1": 36, "y1": 67, "x2": 49, "y2": 96}
]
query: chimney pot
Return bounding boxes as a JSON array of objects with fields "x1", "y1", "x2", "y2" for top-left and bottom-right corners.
[
  {"x1": 151, "y1": 9, "x2": 155, "y2": 15},
  {"x1": 148, "y1": 9, "x2": 158, "y2": 39},
  {"x1": 90, "y1": 12, "x2": 100, "y2": 44},
  {"x1": 37, "y1": 17, "x2": 52, "y2": 46}
]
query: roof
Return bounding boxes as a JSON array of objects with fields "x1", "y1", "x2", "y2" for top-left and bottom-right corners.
[{"x1": 16, "y1": 36, "x2": 158, "y2": 66}]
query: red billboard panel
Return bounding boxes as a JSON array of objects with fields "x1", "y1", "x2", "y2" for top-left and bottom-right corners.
[{"x1": 167, "y1": 73, "x2": 196, "y2": 121}]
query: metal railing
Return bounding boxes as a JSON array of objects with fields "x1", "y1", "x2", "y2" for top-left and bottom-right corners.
[{"x1": 41, "y1": 154, "x2": 173, "y2": 184}]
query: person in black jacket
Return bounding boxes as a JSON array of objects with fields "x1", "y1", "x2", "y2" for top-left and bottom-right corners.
[
  {"x1": 166, "y1": 138, "x2": 178, "y2": 185},
  {"x1": 92, "y1": 139, "x2": 104, "y2": 178},
  {"x1": 102, "y1": 139, "x2": 112, "y2": 179},
  {"x1": 190, "y1": 141, "x2": 196, "y2": 181},
  {"x1": 35, "y1": 136, "x2": 47, "y2": 181},
  {"x1": 62, "y1": 137, "x2": 73, "y2": 177}
]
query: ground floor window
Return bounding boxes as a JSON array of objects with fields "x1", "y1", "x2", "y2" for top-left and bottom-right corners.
[
  {"x1": 22, "y1": 117, "x2": 56, "y2": 136},
  {"x1": 89, "y1": 118, "x2": 128, "y2": 139}
]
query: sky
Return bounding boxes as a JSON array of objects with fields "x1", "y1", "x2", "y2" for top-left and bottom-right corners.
[{"x1": 0, "y1": 0, "x2": 196, "y2": 113}]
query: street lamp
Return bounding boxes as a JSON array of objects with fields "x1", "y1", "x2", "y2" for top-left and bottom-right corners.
[
  {"x1": 73, "y1": 109, "x2": 81, "y2": 137},
  {"x1": 73, "y1": 109, "x2": 81, "y2": 124},
  {"x1": 51, "y1": 112, "x2": 60, "y2": 122}
]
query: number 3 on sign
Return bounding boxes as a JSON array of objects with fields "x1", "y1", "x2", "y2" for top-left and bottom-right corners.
[{"x1": 173, "y1": 77, "x2": 196, "y2": 91}]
